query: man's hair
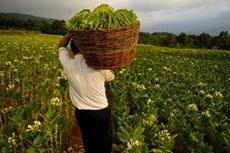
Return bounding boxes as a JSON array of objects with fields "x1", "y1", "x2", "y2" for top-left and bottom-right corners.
[{"x1": 70, "y1": 40, "x2": 80, "y2": 54}]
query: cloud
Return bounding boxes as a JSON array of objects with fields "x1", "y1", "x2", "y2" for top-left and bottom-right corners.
[
  {"x1": 0, "y1": 0, "x2": 229, "y2": 34},
  {"x1": 128, "y1": 0, "x2": 222, "y2": 12}
]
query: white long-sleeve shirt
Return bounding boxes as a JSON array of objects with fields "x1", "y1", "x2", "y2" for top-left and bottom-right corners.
[{"x1": 58, "y1": 47, "x2": 114, "y2": 110}]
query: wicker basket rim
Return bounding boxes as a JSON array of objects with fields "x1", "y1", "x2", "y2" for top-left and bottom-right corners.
[{"x1": 69, "y1": 21, "x2": 140, "y2": 33}]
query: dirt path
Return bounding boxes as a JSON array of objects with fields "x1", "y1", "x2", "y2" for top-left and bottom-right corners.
[{"x1": 67, "y1": 117, "x2": 85, "y2": 153}]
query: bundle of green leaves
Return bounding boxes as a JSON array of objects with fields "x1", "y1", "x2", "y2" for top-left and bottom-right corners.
[{"x1": 66, "y1": 4, "x2": 138, "y2": 30}]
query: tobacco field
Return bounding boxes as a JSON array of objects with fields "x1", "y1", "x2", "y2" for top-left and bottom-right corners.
[{"x1": 0, "y1": 33, "x2": 229, "y2": 153}]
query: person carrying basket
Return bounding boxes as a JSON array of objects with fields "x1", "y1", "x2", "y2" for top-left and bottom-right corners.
[{"x1": 58, "y1": 33, "x2": 115, "y2": 153}]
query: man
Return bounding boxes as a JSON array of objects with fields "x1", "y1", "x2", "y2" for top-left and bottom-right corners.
[{"x1": 58, "y1": 34, "x2": 115, "y2": 153}]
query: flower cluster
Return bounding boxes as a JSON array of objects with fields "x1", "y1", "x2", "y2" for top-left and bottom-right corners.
[
  {"x1": 157, "y1": 129, "x2": 171, "y2": 141},
  {"x1": 199, "y1": 90, "x2": 205, "y2": 95},
  {"x1": 214, "y1": 91, "x2": 223, "y2": 97},
  {"x1": 187, "y1": 103, "x2": 198, "y2": 111},
  {"x1": 148, "y1": 68, "x2": 152, "y2": 72},
  {"x1": 8, "y1": 133, "x2": 18, "y2": 149},
  {"x1": 143, "y1": 114, "x2": 156, "y2": 126},
  {"x1": 5, "y1": 61, "x2": 12, "y2": 66},
  {"x1": 1, "y1": 106, "x2": 13, "y2": 113},
  {"x1": 154, "y1": 84, "x2": 160, "y2": 88},
  {"x1": 6, "y1": 84, "x2": 15, "y2": 91},
  {"x1": 202, "y1": 110, "x2": 211, "y2": 118},
  {"x1": 26, "y1": 120, "x2": 42, "y2": 132},
  {"x1": 127, "y1": 139, "x2": 141, "y2": 150},
  {"x1": 59, "y1": 69, "x2": 67, "y2": 80},
  {"x1": 137, "y1": 84, "x2": 146, "y2": 90},
  {"x1": 205, "y1": 94, "x2": 213, "y2": 99},
  {"x1": 197, "y1": 82, "x2": 206, "y2": 87},
  {"x1": 163, "y1": 66, "x2": 171, "y2": 71},
  {"x1": 51, "y1": 97, "x2": 61, "y2": 106}
]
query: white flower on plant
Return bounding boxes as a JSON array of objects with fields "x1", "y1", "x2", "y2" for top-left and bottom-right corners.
[
  {"x1": 8, "y1": 133, "x2": 17, "y2": 148},
  {"x1": 3, "y1": 107, "x2": 13, "y2": 113},
  {"x1": 5, "y1": 61, "x2": 12, "y2": 66},
  {"x1": 13, "y1": 59, "x2": 19, "y2": 63},
  {"x1": 157, "y1": 129, "x2": 171, "y2": 141},
  {"x1": 6, "y1": 84, "x2": 15, "y2": 91},
  {"x1": 137, "y1": 84, "x2": 146, "y2": 90},
  {"x1": 148, "y1": 68, "x2": 152, "y2": 71},
  {"x1": 205, "y1": 94, "x2": 213, "y2": 99},
  {"x1": 127, "y1": 139, "x2": 141, "y2": 150},
  {"x1": 188, "y1": 103, "x2": 198, "y2": 111},
  {"x1": 26, "y1": 120, "x2": 42, "y2": 132},
  {"x1": 199, "y1": 90, "x2": 205, "y2": 95},
  {"x1": 214, "y1": 91, "x2": 223, "y2": 97},
  {"x1": 163, "y1": 66, "x2": 171, "y2": 71},
  {"x1": 119, "y1": 69, "x2": 126, "y2": 74},
  {"x1": 202, "y1": 110, "x2": 211, "y2": 117},
  {"x1": 34, "y1": 121, "x2": 41, "y2": 126},
  {"x1": 22, "y1": 56, "x2": 29, "y2": 60},
  {"x1": 154, "y1": 84, "x2": 160, "y2": 88},
  {"x1": 197, "y1": 82, "x2": 206, "y2": 87},
  {"x1": 51, "y1": 97, "x2": 61, "y2": 106},
  {"x1": 60, "y1": 69, "x2": 67, "y2": 80}
]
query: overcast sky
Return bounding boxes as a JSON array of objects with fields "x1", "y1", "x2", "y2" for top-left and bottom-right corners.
[{"x1": 1, "y1": 0, "x2": 230, "y2": 35}]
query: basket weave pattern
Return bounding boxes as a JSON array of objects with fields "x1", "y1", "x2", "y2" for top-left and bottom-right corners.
[{"x1": 70, "y1": 22, "x2": 140, "y2": 69}]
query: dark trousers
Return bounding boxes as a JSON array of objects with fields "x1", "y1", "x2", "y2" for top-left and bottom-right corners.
[{"x1": 75, "y1": 107, "x2": 112, "y2": 153}]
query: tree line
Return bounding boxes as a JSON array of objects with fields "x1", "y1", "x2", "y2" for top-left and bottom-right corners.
[
  {"x1": 1, "y1": 16, "x2": 230, "y2": 50},
  {"x1": 138, "y1": 32, "x2": 230, "y2": 50},
  {"x1": 0, "y1": 16, "x2": 67, "y2": 35}
]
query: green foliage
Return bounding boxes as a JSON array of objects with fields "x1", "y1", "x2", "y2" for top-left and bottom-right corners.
[
  {"x1": 110, "y1": 44, "x2": 230, "y2": 152},
  {"x1": 0, "y1": 33, "x2": 229, "y2": 152},
  {"x1": 0, "y1": 34, "x2": 72, "y2": 152},
  {"x1": 66, "y1": 4, "x2": 138, "y2": 30}
]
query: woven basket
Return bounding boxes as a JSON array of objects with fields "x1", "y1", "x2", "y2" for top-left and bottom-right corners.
[{"x1": 69, "y1": 21, "x2": 140, "y2": 69}]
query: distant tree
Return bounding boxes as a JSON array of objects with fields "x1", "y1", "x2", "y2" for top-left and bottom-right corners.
[
  {"x1": 177, "y1": 32, "x2": 189, "y2": 47},
  {"x1": 198, "y1": 33, "x2": 213, "y2": 49},
  {"x1": 23, "y1": 20, "x2": 34, "y2": 30},
  {"x1": 216, "y1": 31, "x2": 230, "y2": 50},
  {"x1": 40, "y1": 20, "x2": 53, "y2": 34},
  {"x1": 51, "y1": 20, "x2": 67, "y2": 35},
  {"x1": 138, "y1": 32, "x2": 153, "y2": 44},
  {"x1": 160, "y1": 33, "x2": 178, "y2": 47}
]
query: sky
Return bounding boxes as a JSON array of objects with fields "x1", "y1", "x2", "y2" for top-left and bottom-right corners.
[{"x1": 1, "y1": 0, "x2": 230, "y2": 35}]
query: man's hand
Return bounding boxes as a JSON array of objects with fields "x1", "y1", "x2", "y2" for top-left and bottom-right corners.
[{"x1": 58, "y1": 33, "x2": 71, "y2": 48}]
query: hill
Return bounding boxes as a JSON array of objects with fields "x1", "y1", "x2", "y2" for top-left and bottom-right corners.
[{"x1": 0, "y1": 12, "x2": 55, "y2": 24}]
